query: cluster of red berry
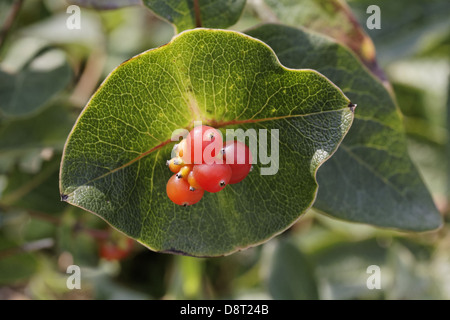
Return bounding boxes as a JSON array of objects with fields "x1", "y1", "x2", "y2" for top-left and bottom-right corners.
[{"x1": 166, "y1": 125, "x2": 252, "y2": 206}]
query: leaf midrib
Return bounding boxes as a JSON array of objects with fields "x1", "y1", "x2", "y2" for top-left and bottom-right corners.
[
  {"x1": 339, "y1": 143, "x2": 406, "y2": 196},
  {"x1": 61, "y1": 107, "x2": 352, "y2": 198}
]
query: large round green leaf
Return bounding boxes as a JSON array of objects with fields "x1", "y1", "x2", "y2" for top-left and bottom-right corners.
[{"x1": 59, "y1": 29, "x2": 353, "y2": 257}]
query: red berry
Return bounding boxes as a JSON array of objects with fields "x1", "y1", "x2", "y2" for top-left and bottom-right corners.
[
  {"x1": 181, "y1": 125, "x2": 223, "y2": 164},
  {"x1": 193, "y1": 163, "x2": 232, "y2": 193},
  {"x1": 222, "y1": 140, "x2": 252, "y2": 184},
  {"x1": 166, "y1": 173, "x2": 204, "y2": 206}
]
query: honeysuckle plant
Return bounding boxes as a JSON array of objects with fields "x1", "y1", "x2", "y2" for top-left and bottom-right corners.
[{"x1": 57, "y1": 0, "x2": 442, "y2": 257}]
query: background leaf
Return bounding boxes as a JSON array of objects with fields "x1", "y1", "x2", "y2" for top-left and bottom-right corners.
[
  {"x1": 246, "y1": 24, "x2": 442, "y2": 231},
  {"x1": 311, "y1": 238, "x2": 387, "y2": 299},
  {"x1": 1, "y1": 157, "x2": 65, "y2": 214},
  {"x1": 348, "y1": 0, "x2": 450, "y2": 64},
  {"x1": 0, "y1": 48, "x2": 72, "y2": 118},
  {"x1": 143, "y1": 0, "x2": 247, "y2": 32},
  {"x1": 266, "y1": 239, "x2": 319, "y2": 300},
  {"x1": 0, "y1": 103, "x2": 76, "y2": 174},
  {"x1": 251, "y1": 0, "x2": 386, "y2": 84},
  {"x1": 385, "y1": 56, "x2": 449, "y2": 208},
  {"x1": 60, "y1": 28, "x2": 353, "y2": 257}
]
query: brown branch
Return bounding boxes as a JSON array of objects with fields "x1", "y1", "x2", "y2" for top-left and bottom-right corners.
[
  {"x1": 0, "y1": 0, "x2": 24, "y2": 50},
  {"x1": 72, "y1": 221, "x2": 110, "y2": 241},
  {"x1": 193, "y1": 0, "x2": 202, "y2": 28},
  {"x1": 0, "y1": 203, "x2": 61, "y2": 225}
]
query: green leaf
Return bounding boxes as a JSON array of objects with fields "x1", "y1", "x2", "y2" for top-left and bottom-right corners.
[
  {"x1": 143, "y1": 0, "x2": 246, "y2": 33},
  {"x1": 348, "y1": 0, "x2": 450, "y2": 63},
  {"x1": 0, "y1": 48, "x2": 72, "y2": 118},
  {"x1": 60, "y1": 29, "x2": 353, "y2": 257},
  {"x1": 267, "y1": 239, "x2": 319, "y2": 300},
  {"x1": 246, "y1": 24, "x2": 442, "y2": 231},
  {"x1": 252, "y1": 0, "x2": 386, "y2": 83},
  {"x1": 0, "y1": 103, "x2": 75, "y2": 152}
]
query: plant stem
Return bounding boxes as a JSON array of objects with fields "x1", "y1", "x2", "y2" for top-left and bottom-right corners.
[
  {"x1": 0, "y1": 203, "x2": 61, "y2": 224},
  {"x1": 0, "y1": 0, "x2": 24, "y2": 51},
  {"x1": 446, "y1": 74, "x2": 450, "y2": 215},
  {"x1": 193, "y1": 0, "x2": 202, "y2": 28},
  {"x1": 72, "y1": 221, "x2": 110, "y2": 241}
]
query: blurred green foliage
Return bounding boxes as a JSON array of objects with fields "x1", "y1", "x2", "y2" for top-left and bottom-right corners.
[{"x1": 0, "y1": 0, "x2": 449, "y2": 300}]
